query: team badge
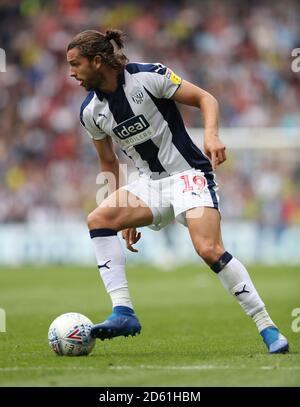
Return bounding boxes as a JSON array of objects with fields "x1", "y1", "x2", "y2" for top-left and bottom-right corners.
[{"x1": 130, "y1": 88, "x2": 144, "y2": 104}]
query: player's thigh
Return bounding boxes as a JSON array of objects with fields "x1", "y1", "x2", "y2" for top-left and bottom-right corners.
[
  {"x1": 186, "y1": 206, "x2": 225, "y2": 263},
  {"x1": 87, "y1": 188, "x2": 153, "y2": 230}
]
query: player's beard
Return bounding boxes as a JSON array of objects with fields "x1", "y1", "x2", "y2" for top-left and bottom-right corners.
[{"x1": 84, "y1": 70, "x2": 105, "y2": 92}]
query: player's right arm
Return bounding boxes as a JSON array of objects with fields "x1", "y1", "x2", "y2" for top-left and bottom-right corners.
[
  {"x1": 93, "y1": 138, "x2": 141, "y2": 252},
  {"x1": 93, "y1": 137, "x2": 121, "y2": 193},
  {"x1": 80, "y1": 94, "x2": 122, "y2": 191}
]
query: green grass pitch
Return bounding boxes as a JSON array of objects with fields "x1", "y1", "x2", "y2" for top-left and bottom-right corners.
[{"x1": 0, "y1": 264, "x2": 299, "y2": 387}]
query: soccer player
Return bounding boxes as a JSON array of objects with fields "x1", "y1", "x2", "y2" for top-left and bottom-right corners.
[{"x1": 67, "y1": 29, "x2": 288, "y2": 353}]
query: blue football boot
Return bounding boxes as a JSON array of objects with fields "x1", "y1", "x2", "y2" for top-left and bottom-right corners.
[
  {"x1": 260, "y1": 326, "x2": 289, "y2": 354},
  {"x1": 91, "y1": 306, "x2": 141, "y2": 341}
]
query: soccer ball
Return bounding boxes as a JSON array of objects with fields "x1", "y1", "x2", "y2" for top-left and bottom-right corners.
[{"x1": 48, "y1": 312, "x2": 96, "y2": 356}]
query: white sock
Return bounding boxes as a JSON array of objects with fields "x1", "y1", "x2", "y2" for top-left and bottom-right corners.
[
  {"x1": 213, "y1": 255, "x2": 265, "y2": 317},
  {"x1": 252, "y1": 308, "x2": 276, "y2": 333},
  {"x1": 110, "y1": 288, "x2": 133, "y2": 309},
  {"x1": 90, "y1": 229, "x2": 133, "y2": 310}
]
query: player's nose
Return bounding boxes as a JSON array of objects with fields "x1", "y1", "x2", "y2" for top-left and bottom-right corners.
[{"x1": 69, "y1": 66, "x2": 76, "y2": 78}]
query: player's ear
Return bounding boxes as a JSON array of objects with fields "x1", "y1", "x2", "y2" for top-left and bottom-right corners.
[{"x1": 93, "y1": 55, "x2": 102, "y2": 69}]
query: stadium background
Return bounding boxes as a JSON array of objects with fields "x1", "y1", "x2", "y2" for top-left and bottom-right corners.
[
  {"x1": 0, "y1": 0, "x2": 300, "y2": 266},
  {"x1": 0, "y1": 0, "x2": 300, "y2": 388}
]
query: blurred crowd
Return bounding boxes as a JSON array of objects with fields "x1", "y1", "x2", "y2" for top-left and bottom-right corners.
[
  {"x1": 0, "y1": 0, "x2": 300, "y2": 225},
  {"x1": 218, "y1": 149, "x2": 300, "y2": 231}
]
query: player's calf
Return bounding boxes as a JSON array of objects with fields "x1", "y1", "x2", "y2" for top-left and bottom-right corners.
[{"x1": 210, "y1": 253, "x2": 289, "y2": 354}]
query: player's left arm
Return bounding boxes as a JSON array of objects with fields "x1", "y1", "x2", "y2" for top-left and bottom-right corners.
[{"x1": 171, "y1": 79, "x2": 226, "y2": 170}]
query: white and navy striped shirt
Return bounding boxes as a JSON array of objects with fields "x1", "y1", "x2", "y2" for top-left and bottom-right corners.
[{"x1": 80, "y1": 63, "x2": 212, "y2": 179}]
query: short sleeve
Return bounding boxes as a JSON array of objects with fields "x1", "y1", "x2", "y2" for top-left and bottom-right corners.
[
  {"x1": 81, "y1": 109, "x2": 107, "y2": 140},
  {"x1": 138, "y1": 63, "x2": 182, "y2": 99},
  {"x1": 80, "y1": 92, "x2": 107, "y2": 140}
]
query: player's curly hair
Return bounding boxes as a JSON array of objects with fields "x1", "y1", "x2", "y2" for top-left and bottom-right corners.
[{"x1": 67, "y1": 29, "x2": 129, "y2": 69}]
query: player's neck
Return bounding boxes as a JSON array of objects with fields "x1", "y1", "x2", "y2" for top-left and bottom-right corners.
[{"x1": 97, "y1": 67, "x2": 119, "y2": 94}]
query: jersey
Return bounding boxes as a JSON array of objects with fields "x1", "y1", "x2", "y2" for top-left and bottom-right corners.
[{"x1": 80, "y1": 62, "x2": 212, "y2": 179}]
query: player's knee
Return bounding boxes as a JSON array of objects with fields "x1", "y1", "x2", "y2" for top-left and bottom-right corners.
[
  {"x1": 87, "y1": 208, "x2": 119, "y2": 231},
  {"x1": 194, "y1": 242, "x2": 224, "y2": 265},
  {"x1": 87, "y1": 210, "x2": 102, "y2": 230}
]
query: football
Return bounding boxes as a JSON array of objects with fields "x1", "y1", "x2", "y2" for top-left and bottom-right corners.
[{"x1": 48, "y1": 312, "x2": 96, "y2": 356}]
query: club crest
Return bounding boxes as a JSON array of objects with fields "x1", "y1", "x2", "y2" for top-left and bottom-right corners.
[{"x1": 130, "y1": 88, "x2": 144, "y2": 104}]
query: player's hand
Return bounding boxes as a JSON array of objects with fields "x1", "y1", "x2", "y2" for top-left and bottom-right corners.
[
  {"x1": 204, "y1": 135, "x2": 226, "y2": 171},
  {"x1": 122, "y1": 228, "x2": 141, "y2": 253}
]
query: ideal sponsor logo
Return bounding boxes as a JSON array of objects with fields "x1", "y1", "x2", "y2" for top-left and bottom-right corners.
[
  {"x1": 121, "y1": 128, "x2": 153, "y2": 148},
  {"x1": 113, "y1": 114, "x2": 150, "y2": 140}
]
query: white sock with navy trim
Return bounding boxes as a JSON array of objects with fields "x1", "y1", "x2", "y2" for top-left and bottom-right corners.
[
  {"x1": 211, "y1": 253, "x2": 265, "y2": 317},
  {"x1": 89, "y1": 228, "x2": 133, "y2": 310}
]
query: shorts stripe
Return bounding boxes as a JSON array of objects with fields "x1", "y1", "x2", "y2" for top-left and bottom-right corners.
[{"x1": 204, "y1": 172, "x2": 219, "y2": 208}]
